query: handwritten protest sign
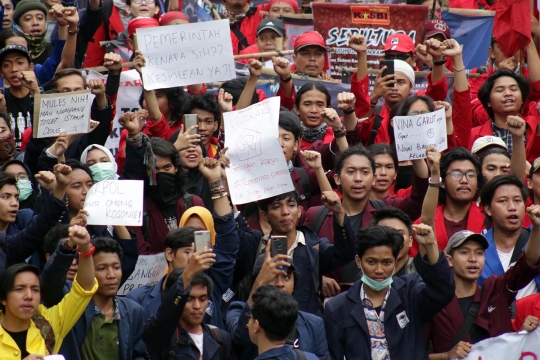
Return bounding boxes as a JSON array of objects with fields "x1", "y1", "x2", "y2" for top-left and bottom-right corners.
[
  {"x1": 393, "y1": 107, "x2": 447, "y2": 161},
  {"x1": 33, "y1": 90, "x2": 93, "y2": 138},
  {"x1": 224, "y1": 97, "x2": 294, "y2": 204},
  {"x1": 136, "y1": 19, "x2": 235, "y2": 90},
  {"x1": 465, "y1": 329, "x2": 540, "y2": 360},
  {"x1": 117, "y1": 253, "x2": 167, "y2": 295},
  {"x1": 84, "y1": 180, "x2": 144, "y2": 226}
]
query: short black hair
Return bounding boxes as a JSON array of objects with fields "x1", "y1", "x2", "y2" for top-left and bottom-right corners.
[
  {"x1": 248, "y1": 254, "x2": 299, "y2": 294},
  {"x1": 47, "y1": 68, "x2": 87, "y2": 91},
  {"x1": 257, "y1": 191, "x2": 301, "y2": 213},
  {"x1": 163, "y1": 267, "x2": 214, "y2": 296},
  {"x1": 155, "y1": 87, "x2": 185, "y2": 125},
  {"x1": 92, "y1": 237, "x2": 124, "y2": 259},
  {"x1": 356, "y1": 225, "x2": 404, "y2": 259},
  {"x1": 477, "y1": 146, "x2": 511, "y2": 162},
  {"x1": 0, "y1": 171, "x2": 17, "y2": 193},
  {"x1": 151, "y1": 137, "x2": 186, "y2": 195},
  {"x1": 371, "y1": 207, "x2": 412, "y2": 237},
  {"x1": 43, "y1": 224, "x2": 70, "y2": 255},
  {"x1": 65, "y1": 159, "x2": 94, "y2": 182},
  {"x1": 390, "y1": 95, "x2": 435, "y2": 118},
  {"x1": 251, "y1": 285, "x2": 298, "y2": 342},
  {"x1": 220, "y1": 77, "x2": 259, "y2": 106},
  {"x1": 0, "y1": 110, "x2": 11, "y2": 131},
  {"x1": 439, "y1": 147, "x2": 483, "y2": 204},
  {"x1": 0, "y1": 29, "x2": 26, "y2": 49},
  {"x1": 294, "y1": 83, "x2": 331, "y2": 109},
  {"x1": 478, "y1": 69, "x2": 530, "y2": 120},
  {"x1": 335, "y1": 145, "x2": 375, "y2": 175},
  {"x1": 480, "y1": 174, "x2": 528, "y2": 207},
  {"x1": 368, "y1": 143, "x2": 398, "y2": 169},
  {"x1": 164, "y1": 227, "x2": 195, "y2": 255},
  {"x1": 182, "y1": 93, "x2": 221, "y2": 128},
  {"x1": 279, "y1": 111, "x2": 302, "y2": 141},
  {"x1": 0, "y1": 263, "x2": 41, "y2": 311}
]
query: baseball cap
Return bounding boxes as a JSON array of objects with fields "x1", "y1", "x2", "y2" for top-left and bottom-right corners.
[
  {"x1": 257, "y1": 18, "x2": 285, "y2": 37},
  {"x1": 0, "y1": 44, "x2": 31, "y2": 64},
  {"x1": 471, "y1": 136, "x2": 508, "y2": 154},
  {"x1": 445, "y1": 230, "x2": 489, "y2": 254},
  {"x1": 293, "y1": 31, "x2": 329, "y2": 71},
  {"x1": 532, "y1": 157, "x2": 540, "y2": 174},
  {"x1": 425, "y1": 20, "x2": 451, "y2": 40},
  {"x1": 384, "y1": 33, "x2": 415, "y2": 53}
]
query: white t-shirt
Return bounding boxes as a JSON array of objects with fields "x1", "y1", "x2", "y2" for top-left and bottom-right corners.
[
  {"x1": 189, "y1": 332, "x2": 204, "y2": 357},
  {"x1": 497, "y1": 249, "x2": 538, "y2": 299}
]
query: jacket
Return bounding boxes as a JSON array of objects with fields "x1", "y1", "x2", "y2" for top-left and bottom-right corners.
[
  {"x1": 143, "y1": 276, "x2": 237, "y2": 360},
  {"x1": 35, "y1": 39, "x2": 65, "y2": 85},
  {"x1": 0, "y1": 277, "x2": 98, "y2": 357},
  {"x1": 226, "y1": 301, "x2": 329, "y2": 360},
  {"x1": 323, "y1": 251, "x2": 454, "y2": 360},
  {"x1": 127, "y1": 212, "x2": 239, "y2": 330},
  {"x1": 514, "y1": 293, "x2": 540, "y2": 331},
  {"x1": 84, "y1": 4, "x2": 126, "y2": 67},
  {"x1": 229, "y1": 6, "x2": 263, "y2": 55},
  {"x1": 255, "y1": 346, "x2": 319, "y2": 360},
  {"x1": 425, "y1": 253, "x2": 540, "y2": 353}
]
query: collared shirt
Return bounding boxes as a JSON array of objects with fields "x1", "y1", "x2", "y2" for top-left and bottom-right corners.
[
  {"x1": 491, "y1": 122, "x2": 527, "y2": 156},
  {"x1": 80, "y1": 298, "x2": 121, "y2": 360},
  {"x1": 360, "y1": 284, "x2": 391, "y2": 360},
  {"x1": 288, "y1": 231, "x2": 306, "y2": 257}
]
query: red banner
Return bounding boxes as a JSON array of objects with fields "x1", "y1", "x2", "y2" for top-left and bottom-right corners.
[{"x1": 313, "y1": 3, "x2": 428, "y2": 80}]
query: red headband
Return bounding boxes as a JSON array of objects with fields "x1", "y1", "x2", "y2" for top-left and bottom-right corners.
[
  {"x1": 159, "y1": 11, "x2": 190, "y2": 26},
  {"x1": 128, "y1": 17, "x2": 160, "y2": 39},
  {"x1": 293, "y1": 31, "x2": 329, "y2": 71},
  {"x1": 266, "y1": 0, "x2": 299, "y2": 13}
]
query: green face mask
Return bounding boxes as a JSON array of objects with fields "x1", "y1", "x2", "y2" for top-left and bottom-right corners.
[
  {"x1": 17, "y1": 179, "x2": 33, "y2": 201},
  {"x1": 361, "y1": 269, "x2": 394, "y2": 292},
  {"x1": 90, "y1": 162, "x2": 116, "y2": 182}
]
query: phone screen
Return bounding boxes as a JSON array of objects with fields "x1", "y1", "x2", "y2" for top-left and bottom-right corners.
[
  {"x1": 380, "y1": 60, "x2": 395, "y2": 87},
  {"x1": 194, "y1": 231, "x2": 211, "y2": 252}
]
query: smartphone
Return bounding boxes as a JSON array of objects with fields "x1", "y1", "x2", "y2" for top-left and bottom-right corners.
[
  {"x1": 183, "y1": 114, "x2": 198, "y2": 135},
  {"x1": 194, "y1": 230, "x2": 211, "y2": 252},
  {"x1": 270, "y1": 236, "x2": 288, "y2": 258},
  {"x1": 380, "y1": 60, "x2": 395, "y2": 87}
]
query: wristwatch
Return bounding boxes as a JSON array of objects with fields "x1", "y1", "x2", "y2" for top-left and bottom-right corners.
[{"x1": 428, "y1": 176, "x2": 442, "y2": 187}]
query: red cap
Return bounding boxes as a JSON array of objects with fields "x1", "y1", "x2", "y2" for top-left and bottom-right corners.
[
  {"x1": 265, "y1": 0, "x2": 299, "y2": 14},
  {"x1": 384, "y1": 33, "x2": 414, "y2": 53},
  {"x1": 159, "y1": 11, "x2": 190, "y2": 26},
  {"x1": 425, "y1": 20, "x2": 450, "y2": 40},
  {"x1": 128, "y1": 17, "x2": 159, "y2": 39},
  {"x1": 293, "y1": 31, "x2": 329, "y2": 71}
]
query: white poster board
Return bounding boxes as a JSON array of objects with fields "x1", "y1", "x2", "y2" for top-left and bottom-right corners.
[
  {"x1": 136, "y1": 19, "x2": 235, "y2": 90},
  {"x1": 84, "y1": 180, "x2": 144, "y2": 226},
  {"x1": 117, "y1": 253, "x2": 167, "y2": 295},
  {"x1": 465, "y1": 329, "x2": 540, "y2": 359},
  {"x1": 33, "y1": 90, "x2": 93, "y2": 138},
  {"x1": 224, "y1": 97, "x2": 294, "y2": 204},
  {"x1": 393, "y1": 107, "x2": 447, "y2": 161}
]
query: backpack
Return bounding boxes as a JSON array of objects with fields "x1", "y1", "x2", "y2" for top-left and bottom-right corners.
[
  {"x1": 142, "y1": 193, "x2": 193, "y2": 242},
  {"x1": 167, "y1": 324, "x2": 230, "y2": 360},
  {"x1": 290, "y1": 349, "x2": 307, "y2": 360},
  {"x1": 368, "y1": 105, "x2": 383, "y2": 146},
  {"x1": 293, "y1": 167, "x2": 311, "y2": 206}
]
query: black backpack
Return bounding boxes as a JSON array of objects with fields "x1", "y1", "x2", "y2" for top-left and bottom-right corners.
[
  {"x1": 368, "y1": 105, "x2": 383, "y2": 145},
  {"x1": 294, "y1": 167, "x2": 311, "y2": 206}
]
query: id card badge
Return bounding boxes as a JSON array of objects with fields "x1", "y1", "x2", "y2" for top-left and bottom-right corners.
[{"x1": 396, "y1": 310, "x2": 409, "y2": 329}]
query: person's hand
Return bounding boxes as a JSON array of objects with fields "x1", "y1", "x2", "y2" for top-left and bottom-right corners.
[
  {"x1": 321, "y1": 190, "x2": 344, "y2": 214},
  {"x1": 87, "y1": 120, "x2": 100, "y2": 133},
  {"x1": 415, "y1": 43, "x2": 433, "y2": 68},
  {"x1": 62, "y1": 6, "x2": 79, "y2": 28},
  {"x1": 49, "y1": 131, "x2": 68, "y2": 159},
  {"x1": 527, "y1": 204, "x2": 540, "y2": 227},
  {"x1": 426, "y1": 146, "x2": 441, "y2": 176},
  {"x1": 19, "y1": 71, "x2": 40, "y2": 95},
  {"x1": 521, "y1": 315, "x2": 539, "y2": 331},
  {"x1": 70, "y1": 209, "x2": 89, "y2": 227},
  {"x1": 434, "y1": 100, "x2": 452, "y2": 119},
  {"x1": 174, "y1": 124, "x2": 200, "y2": 151},
  {"x1": 248, "y1": 59, "x2": 263, "y2": 78},
  {"x1": 88, "y1": 79, "x2": 105, "y2": 96},
  {"x1": 272, "y1": 56, "x2": 291, "y2": 80},
  {"x1": 184, "y1": 245, "x2": 216, "y2": 279},
  {"x1": 507, "y1": 115, "x2": 526, "y2": 138},
  {"x1": 54, "y1": 163, "x2": 72, "y2": 187},
  {"x1": 118, "y1": 112, "x2": 140, "y2": 136},
  {"x1": 322, "y1": 276, "x2": 341, "y2": 297},
  {"x1": 348, "y1": 33, "x2": 367, "y2": 54},
  {"x1": 69, "y1": 224, "x2": 91, "y2": 252},
  {"x1": 498, "y1": 56, "x2": 518, "y2": 72},
  {"x1": 254, "y1": 239, "x2": 291, "y2": 287},
  {"x1": 320, "y1": 108, "x2": 342, "y2": 131},
  {"x1": 35, "y1": 171, "x2": 56, "y2": 192},
  {"x1": 370, "y1": 66, "x2": 395, "y2": 101},
  {"x1": 103, "y1": 52, "x2": 123, "y2": 75},
  {"x1": 446, "y1": 341, "x2": 472, "y2": 359},
  {"x1": 218, "y1": 88, "x2": 233, "y2": 113},
  {"x1": 425, "y1": 38, "x2": 445, "y2": 60},
  {"x1": 217, "y1": 147, "x2": 230, "y2": 180},
  {"x1": 337, "y1": 92, "x2": 355, "y2": 112},
  {"x1": 300, "y1": 150, "x2": 322, "y2": 170},
  {"x1": 412, "y1": 223, "x2": 437, "y2": 247},
  {"x1": 132, "y1": 50, "x2": 146, "y2": 75},
  {"x1": 199, "y1": 157, "x2": 222, "y2": 183},
  {"x1": 0, "y1": 92, "x2": 6, "y2": 111},
  {"x1": 49, "y1": 4, "x2": 67, "y2": 26},
  {"x1": 441, "y1": 38, "x2": 463, "y2": 58}
]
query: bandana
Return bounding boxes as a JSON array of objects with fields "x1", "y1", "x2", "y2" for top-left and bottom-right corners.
[
  {"x1": 22, "y1": 32, "x2": 46, "y2": 60},
  {"x1": 221, "y1": 3, "x2": 250, "y2": 25},
  {"x1": 159, "y1": 11, "x2": 190, "y2": 25},
  {"x1": 300, "y1": 122, "x2": 328, "y2": 143},
  {"x1": 128, "y1": 17, "x2": 159, "y2": 39},
  {"x1": 266, "y1": 0, "x2": 299, "y2": 13}
]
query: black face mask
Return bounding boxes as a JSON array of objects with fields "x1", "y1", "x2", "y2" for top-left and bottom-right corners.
[{"x1": 147, "y1": 172, "x2": 177, "y2": 207}]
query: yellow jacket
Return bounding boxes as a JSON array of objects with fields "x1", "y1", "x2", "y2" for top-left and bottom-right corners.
[{"x1": 0, "y1": 275, "x2": 98, "y2": 359}]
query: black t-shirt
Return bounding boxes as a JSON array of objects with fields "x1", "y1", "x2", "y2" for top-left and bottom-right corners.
[
  {"x1": 4, "y1": 327, "x2": 29, "y2": 358},
  {"x1": 5, "y1": 88, "x2": 33, "y2": 148},
  {"x1": 341, "y1": 212, "x2": 364, "y2": 283},
  {"x1": 457, "y1": 296, "x2": 491, "y2": 344}
]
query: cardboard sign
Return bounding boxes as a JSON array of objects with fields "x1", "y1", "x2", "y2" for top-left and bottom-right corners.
[
  {"x1": 224, "y1": 97, "x2": 294, "y2": 204},
  {"x1": 33, "y1": 90, "x2": 93, "y2": 138},
  {"x1": 84, "y1": 180, "x2": 144, "y2": 226},
  {"x1": 136, "y1": 19, "x2": 235, "y2": 90},
  {"x1": 393, "y1": 107, "x2": 447, "y2": 161},
  {"x1": 117, "y1": 253, "x2": 167, "y2": 296}
]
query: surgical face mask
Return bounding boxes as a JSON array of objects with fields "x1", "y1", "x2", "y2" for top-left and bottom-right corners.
[
  {"x1": 361, "y1": 269, "x2": 394, "y2": 292},
  {"x1": 90, "y1": 162, "x2": 116, "y2": 182},
  {"x1": 17, "y1": 179, "x2": 33, "y2": 201}
]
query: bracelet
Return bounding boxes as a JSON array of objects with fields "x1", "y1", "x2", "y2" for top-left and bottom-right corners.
[
  {"x1": 428, "y1": 176, "x2": 442, "y2": 187},
  {"x1": 127, "y1": 132, "x2": 141, "y2": 142},
  {"x1": 453, "y1": 66, "x2": 465, "y2": 73},
  {"x1": 433, "y1": 57, "x2": 446, "y2": 66},
  {"x1": 68, "y1": 28, "x2": 79, "y2": 34},
  {"x1": 281, "y1": 75, "x2": 293, "y2": 83},
  {"x1": 211, "y1": 187, "x2": 227, "y2": 195},
  {"x1": 78, "y1": 244, "x2": 96, "y2": 258},
  {"x1": 333, "y1": 125, "x2": 347, "y2": 138},
  {"x1": 343, "y1": 108, "x2": 355, "y2": 115},
  {"x1": 212, "y1": 192, "x2": 229, "y2": 200},
  {"x1": 209, "y1": 179, "x2": 224, "y2": 192}
]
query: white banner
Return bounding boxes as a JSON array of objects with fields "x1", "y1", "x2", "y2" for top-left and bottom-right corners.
[
  {"x1": 223, "y1": 97, "x2": 294, "y2": 205},
  {"x1": 136, "y1": 19, "x2": 235, "y2": 90},
  {"x1": 117, "y1": 253, "x2": 167, "y2": 296},
  {"x1": 393, "y1": 107, "x2": 447, "y2": 161},
  {"x1": 465, "y1": 329, "x2": 540, "y2": 360}
]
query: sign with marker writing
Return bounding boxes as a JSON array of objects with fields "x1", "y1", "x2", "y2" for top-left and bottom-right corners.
[
  {"x1": 33, "y1": 90, "x2": 93, "y2": 138},
  {"x1": 224, "y1": 97, "x2": 294, "y2": 205},
  {"x1": 136, "y1": 19, "x2": 235, "y2": 90},
  {"x1": 393, "y1": 107, "x2": 447, "y2": 161},
  {"x1": 84, "y1": 180, "x2": 144, "y2": 226},
  {"x1": 464, "y1": 328, "x2": 540, "y2": 359},
  {"x1": 117, "y1": 253, "x2": 167, "y2": 296}
]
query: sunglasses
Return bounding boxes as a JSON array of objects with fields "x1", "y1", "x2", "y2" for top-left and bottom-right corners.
[{"x1": 384, "y1": 53, "x2": 412, "y2": 61}]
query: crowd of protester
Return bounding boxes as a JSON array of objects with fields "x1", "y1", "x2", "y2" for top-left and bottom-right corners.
[{"x1": 0, "y1": 0, "x2": 539, "y2": 358}]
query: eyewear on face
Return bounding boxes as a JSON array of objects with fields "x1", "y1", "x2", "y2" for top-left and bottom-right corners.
[
  {"x1": 131, "y1": 0, "x2": 155, "y2": 4},
  {"x1": 407, "y1": 110, "x2": 431, "y2": 116},
  {"x1": 446, "y1": 170, "x2": 477, "y2": 181},
  {"x1": 384, "y1": 53, "x2": 411, "y2": 61}
]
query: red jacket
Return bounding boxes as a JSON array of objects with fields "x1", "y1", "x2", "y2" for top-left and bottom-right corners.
[
  {"x1": 84, "y1": 5, "x2": 125, "y2": 67},
  {"x1": 514, "y1": 293, "x2": 540, "y2": 331},
  {"x1": 229, "y1": 6, "x2": 263, "y2": 55},
  {"x1": 449, "y1": 0, "x2": 496, "y2": 9},
  {"x1": 237, "y1": 43, "x2": 259, "y2": 64},
  {"x1": 409, "y1": 203, "x2": 485, "y2": 257}
]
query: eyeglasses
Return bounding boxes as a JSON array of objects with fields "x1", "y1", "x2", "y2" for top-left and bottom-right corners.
[
  {"x1": 131, "y1": 0, "x2": 155, "y2": 4},
  {"x1": 407, "y1": 110, "x2": 430, "y2": 116},
  {"x1": 384, "y1": 53, "x2": 412, "y2": 61},
  {"x1": 446, "y1": 170, "x2": 478, "y2": 181}
]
